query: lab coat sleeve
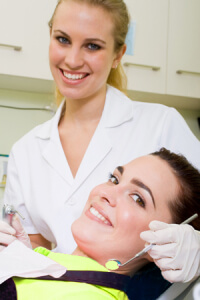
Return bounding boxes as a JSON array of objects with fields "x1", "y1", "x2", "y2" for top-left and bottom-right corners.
[
  {"x1": 3, "y1": 150, "x2": 38, "y2": 234},
  {"x1": 159, "y1": 107, "x2": 200, "y2": 170}
]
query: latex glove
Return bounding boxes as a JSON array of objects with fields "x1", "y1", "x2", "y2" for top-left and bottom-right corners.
[
  {"x1": 140, "y1": 221, "x2": 200, "y2": 283},
  {"x1": 0, "y1": 215, "x2": 32, "y2": 251},
  {"x1": 0, "y1": 220, "x2": 16, "y2": 251}
]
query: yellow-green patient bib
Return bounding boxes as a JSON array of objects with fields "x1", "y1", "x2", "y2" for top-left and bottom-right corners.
[{"x1": 13, "y1": 247, "x2": 128, "y2": 300}]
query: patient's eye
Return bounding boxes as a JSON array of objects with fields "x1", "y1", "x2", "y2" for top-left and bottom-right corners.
[
  {"x1": 108, "y1": 173, "x2": 119, "y2": 185},
  {"x1": 132, "y1": 194, "x2": 145, "y2": 208}
]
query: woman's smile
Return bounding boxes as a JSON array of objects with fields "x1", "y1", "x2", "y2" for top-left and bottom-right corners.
[
  {"x1": 87, "y1": 206, "x2": 112, "y2": 226},
  {"x1": 62, "y1": 70, "x2": 88, "y2": 81},
  {"x1": 60, "y1": 69, "x2": 89, "y2": 84}
]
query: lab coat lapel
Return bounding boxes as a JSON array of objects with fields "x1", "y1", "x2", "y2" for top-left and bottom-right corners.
[
  {"x1": 42, "y1": 139, "x2": 74, "y2": 185},
  {"x1": 73, "y1": 125, "x2": 112, "y2": 188},
  {"x1": 36, "y1": 102, "x2": 74, "y2": 185}
]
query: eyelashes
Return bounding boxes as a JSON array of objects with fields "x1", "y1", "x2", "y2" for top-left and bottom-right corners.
[
  {"x1": 55, "y1": 36, "x2": 101, "y2": 51},
  {"x1": 108, "y1": 172, "x2": 119, "y2": 184},
  {"x1": 108, "y1": 172, "x2": 146, "y2": 208}
]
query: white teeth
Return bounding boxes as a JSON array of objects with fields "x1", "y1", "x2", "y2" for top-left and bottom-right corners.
[
  {"x1": 63, "y1": 72, "x2": 85, "y2": 80},
  {"x1": 90, "y1": 207, "x2": 109, "y2": 225}
]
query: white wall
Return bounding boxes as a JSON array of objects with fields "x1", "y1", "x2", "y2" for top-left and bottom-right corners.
[{"x1": 0, "y1": 89, "x2": 54, "y2": 154}]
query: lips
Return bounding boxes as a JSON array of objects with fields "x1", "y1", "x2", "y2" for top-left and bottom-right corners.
[{"x1": 89, "y1": 206, "x2": 112, "y2": 226}]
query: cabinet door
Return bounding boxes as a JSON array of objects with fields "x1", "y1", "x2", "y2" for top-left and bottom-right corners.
[
  {"x1": 123, "y1": 0, "x2": 168, "y2": 94},
  {"x1": 167, "y1": 0, "x2": 200, "y2": 98},
  {"x1": 0, "y1": 0, "x2": 25, "y2": 47},
  {"x1": 0, "y1": 0, "x2": 27, "y2": 75},
  {"x1": 0, "y1": 0, "x2": 56, "y2": 81}
]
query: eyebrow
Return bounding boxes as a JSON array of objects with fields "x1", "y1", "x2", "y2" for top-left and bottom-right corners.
[
  {"x1": 116, "y1": 166, "x2": 124, "y2": 174},
  {"x1": 131, "y1": 179, "x2": 156, "y2": 208},
  {"x1": 53, "y1": 30, "x2": 106, "y2": 44}
]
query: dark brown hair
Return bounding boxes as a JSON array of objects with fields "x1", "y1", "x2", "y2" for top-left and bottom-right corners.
[{"x1": 151, "y1": 148, "x2": 200, "y2": 230}]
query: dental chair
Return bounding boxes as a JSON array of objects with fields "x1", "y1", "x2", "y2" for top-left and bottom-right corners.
[{"x1": 157, "y1": 277, "x2": 200, "y2": 300}]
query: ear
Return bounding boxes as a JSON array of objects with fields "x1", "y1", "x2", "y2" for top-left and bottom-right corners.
[{"x1": 112, "y1": 44, "x2": 127, "y2": 69}]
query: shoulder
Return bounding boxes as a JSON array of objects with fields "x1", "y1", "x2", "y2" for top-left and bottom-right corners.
[
  {"x1": 10, "y1": 102, "x2": 64, "y2": 156},
  {"x1": 106, "y1": 85, "x2": 174, "y2": 113},
  {"x1": 105, "y1": 85, "x2": 177, "y2": 125}
]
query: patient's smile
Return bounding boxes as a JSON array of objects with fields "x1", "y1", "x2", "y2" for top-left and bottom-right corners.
[{"x1": 89, "y1": 206, "x2": 112, "y2": 226}]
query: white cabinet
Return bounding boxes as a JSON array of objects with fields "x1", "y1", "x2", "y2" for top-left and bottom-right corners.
[
  {"x1": 124, "y1": 0, "x2": 200, "y2": 103},
  {"x1": 0, "y1": 0, "x2": 25, "y2": 50},
  {"x1": 123, "y1": 0, "x2": 168, "y2": 94},
  {"x1": 0, "y1": 0, "x2": 57, "y2": 92},
  {"x1": 0, "y1": 0, "x2": 199, "y2": 107},
  {"x1": 167, "y1": 0, "x2": 200, "y2": 99}
]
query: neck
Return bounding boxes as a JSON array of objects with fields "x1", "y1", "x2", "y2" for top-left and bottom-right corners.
[
  {"x1": 62, "y1": 86, "x2": 107, "y2": 125},
  {"x1": 72, "y1": 247, "x2": 90, "y2": 258}
]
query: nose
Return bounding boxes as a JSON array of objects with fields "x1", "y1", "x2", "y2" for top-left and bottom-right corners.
[
  {"x1": 64, "y1": 45, "x2": 84, "y2": 69},
  {"x1": 99, "y1": 185, "x2": 122, "y2": 207}
]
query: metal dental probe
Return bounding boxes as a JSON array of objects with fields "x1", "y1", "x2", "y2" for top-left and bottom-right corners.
[{"x1": 105, "y1": 213, "x2": 198, "y2": 270}]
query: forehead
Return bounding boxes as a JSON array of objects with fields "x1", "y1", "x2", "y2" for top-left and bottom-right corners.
[
  {"x1": 123, "y1": 155, "x2": 171, "y2": 175},
  {"x1": 53, "y1": 1, "x2": 115, "y2": 34},
  {"x1": 122, "y1": 155, "x2": 179, "y2": 203}
]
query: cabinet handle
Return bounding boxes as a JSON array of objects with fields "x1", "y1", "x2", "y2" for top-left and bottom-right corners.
[
  {"x1": 0, "y1": 43, "x2": 22, "y2": 51},
  {"x1": 123, "y1": 62, "x2": 160, "y2": 71},
  {"x1": 176, "y1": 70, "x2": 200, "y2": 76}
]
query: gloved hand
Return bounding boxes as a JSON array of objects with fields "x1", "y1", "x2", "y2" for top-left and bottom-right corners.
[
  {"x1": 0, "y1": 219, "x2": 16, "y2": 251},
  {"x1": 140, "y1": 221, "x2": 200, "y2": 283},
  {"x1": 0, "y1": 215, "x2": 32, "y2": 251}
]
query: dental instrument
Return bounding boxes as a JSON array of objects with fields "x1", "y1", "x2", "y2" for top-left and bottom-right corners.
[
  {"x1": 2, "y1": 204, "x2": 25, "y2": 225},
  {"x1": 106, "y1": 213, "x2": 198, "y2": 270}
]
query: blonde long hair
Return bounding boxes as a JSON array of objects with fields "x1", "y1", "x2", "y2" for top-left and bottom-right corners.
[{"x1": 49, "y1": 0, "x2": 130, "y2": 106}]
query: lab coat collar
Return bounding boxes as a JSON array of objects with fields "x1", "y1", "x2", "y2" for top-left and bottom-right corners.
[
  {"x1": 35, "y1": 101, "x2": 65, "y2": 140},
  {"x1": 102, "y1": 85, "x2": 133, "y2": 128},
  {"x1": 35, "y1": 85, "x2": 134, "y2": 139}
]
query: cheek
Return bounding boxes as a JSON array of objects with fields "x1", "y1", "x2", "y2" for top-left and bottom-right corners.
[
  {"x1": 49, "y1": 43, "x2": 63, "y2": 64},
  {"x1": 119, "y1": 209, "x2": 150, "y2": 237},
  {"x1": 88, "y1": 52, "x2": 114, "y2": 72}
]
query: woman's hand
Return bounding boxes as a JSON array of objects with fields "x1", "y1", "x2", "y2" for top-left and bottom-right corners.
[
  {"x1": 0, "y1": 219, "x2": 16, "y2": 251},
  {"x1": 140, "y1": 221, "x2": 200, "y2": 283},
  {"x1": 0, "y1": 215, "x2": 32, "y2": 251}
]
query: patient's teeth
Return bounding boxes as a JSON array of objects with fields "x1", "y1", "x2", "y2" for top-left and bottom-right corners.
[{"x1": 90, "y1": 207, "x2": 109, "y2": 225}]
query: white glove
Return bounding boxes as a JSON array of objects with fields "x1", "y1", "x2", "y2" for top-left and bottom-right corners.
[
  {"x1": 140, "y1": 221, "x2": 200, "y2": 283},
  {"x1": 0, "y1": 215, "x2": 32, "y2": 251},
  {"x1": 0, "y1": 219, "x2": 16, "y2": 251}
]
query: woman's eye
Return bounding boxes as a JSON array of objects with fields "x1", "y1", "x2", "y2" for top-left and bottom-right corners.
[
  {"x1": 108, "y1": 173, "x2": 119, "y2": 185},
  {"x1": 132, "y1": 194, "x2": 145, "y2": 208},
  {"x1": 87, "y1": 43, "x2": 101, "y2": 51},
  {"x1": 56, "y1": 36, "x2": 69, "y2": 44}
]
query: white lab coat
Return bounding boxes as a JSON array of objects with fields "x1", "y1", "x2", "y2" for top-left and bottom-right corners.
[{"x1": 3, "y1": 85, "x2": 200, "y2": 253}]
